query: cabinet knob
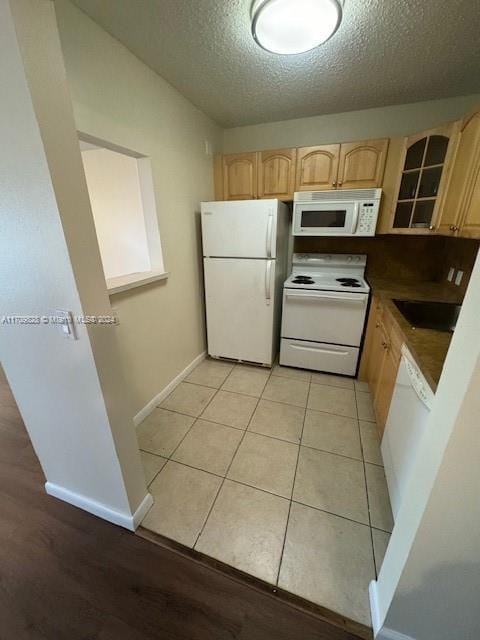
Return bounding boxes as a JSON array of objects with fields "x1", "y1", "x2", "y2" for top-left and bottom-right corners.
[
  {"x1": 332, "y1": 181, "x2": 337, "y2": 187},
  {"x1": 428, "y1": 225, "x2": 435, "y2": 231},
  {"x1": 338, "y1": 181, "x2": 343, "y2": 187}
]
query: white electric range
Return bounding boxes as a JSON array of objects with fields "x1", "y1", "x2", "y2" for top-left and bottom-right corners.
[{"x1": 280, "y1": 253, "x2": 370, "y2": 376}]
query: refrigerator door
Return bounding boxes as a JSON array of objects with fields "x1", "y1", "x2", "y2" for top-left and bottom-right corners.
[
  {"x1": 204, "y1": 258, "x2": 275, "y2": 365},
  {"x1": 201, "y1": 200, "x2": 278, "y2": 258}
]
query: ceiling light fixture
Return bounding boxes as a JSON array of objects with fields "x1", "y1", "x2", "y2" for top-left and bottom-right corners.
[{"x1": 251, "y1": 0, "x2": 343, "y2": 55}]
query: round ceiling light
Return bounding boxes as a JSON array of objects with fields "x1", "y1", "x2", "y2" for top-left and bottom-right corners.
[{"x1": 251, "y1": 0, "x2": 343, "y2": 55}]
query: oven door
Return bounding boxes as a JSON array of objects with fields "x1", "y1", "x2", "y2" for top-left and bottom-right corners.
[
  {"x1": 281, "y1": 289, "x2": 368, "y2": 346},
  {"x1": 293, "y1": 201, "x2": 358, "y2": 236}
]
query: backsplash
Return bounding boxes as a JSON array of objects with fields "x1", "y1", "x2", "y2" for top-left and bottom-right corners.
[
  {"x1": 294, "y1": 234, "x2": 479, "y2": 295},
  {"x1": 436, "y1": 236, "x2": 480, "y2": 294},
  {"x1": 294, "y1": 235, "x2": 443, "y2": 281}
]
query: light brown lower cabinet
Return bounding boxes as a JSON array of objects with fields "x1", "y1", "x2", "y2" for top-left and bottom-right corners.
[{"x1": 360, "y1": 296, "x2": 402, "y2": 437}]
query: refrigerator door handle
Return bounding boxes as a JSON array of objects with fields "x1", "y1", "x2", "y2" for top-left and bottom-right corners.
[
  {"x1": 265, "y1": 260, "x2": 272, "y2": 302},
  {"x1": 266, "y1": 212, "x2": 274, "y2": 258}
]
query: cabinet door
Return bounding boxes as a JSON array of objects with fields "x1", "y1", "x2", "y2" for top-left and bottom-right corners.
[
  {"x1": 222, "y1": 153, "x2": 257, "y2": 200},
  {"x1": 391, "y1": 123, "x2": 459, "y2": 234},
  {"x1": 369, "y1": 321, "x2": 388, "y2": 401},
  {"x1": 455, "y1": 113, "x2": 480, "y2": 239},
  {"x1": 459, "y1": 162, "x2": 480, "y2": 238},
  {"x1": 437, "y1": 114, "x2": 480, "y2": 236},
  {"x1": 337, "y1": 139, "x2": 389, "y2": 189},
  {"x1": 359, "y1": 297, "x2": 382, "y2": 379},
  {"x1": 258, "y1": 148, "x2": 296, "y2": 200},
  {"x1": 374, "y1": 345, "x2": 400, "y2": 436},
  {"x1": 295, "y1": 145, "x2": 340, "y2": 191}
]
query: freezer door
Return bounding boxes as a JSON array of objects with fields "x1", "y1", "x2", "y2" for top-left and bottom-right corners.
[
  {"x1": 201, "y1": 200, "x2": 278, "y2": 258},
  {"x1": 204, "y1": 258, "x2": 275, "y2": 365}
]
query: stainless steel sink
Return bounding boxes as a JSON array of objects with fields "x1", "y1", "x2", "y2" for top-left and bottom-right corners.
[{"x1": 393, "y1": 299, "x2": 461, "y2": 333}]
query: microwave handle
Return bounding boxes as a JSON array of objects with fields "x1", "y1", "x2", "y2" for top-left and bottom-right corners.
[{"x1": 352, "y1": 204, "x2": 359, "y2": 233}]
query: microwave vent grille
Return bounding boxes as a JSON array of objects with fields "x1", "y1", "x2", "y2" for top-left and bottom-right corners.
[{"x1": 294, "y1": 189, "x2": 381, "y2": 202}]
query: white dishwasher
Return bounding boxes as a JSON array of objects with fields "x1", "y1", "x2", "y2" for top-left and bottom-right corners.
[{"x1": 381, "y1": 344, "x2": 434, "y2": 519}]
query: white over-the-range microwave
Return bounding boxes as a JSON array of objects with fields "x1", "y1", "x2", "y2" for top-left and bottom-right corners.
[{"x1": 293, "y1": 188, "x2": 382, "y2": 236}]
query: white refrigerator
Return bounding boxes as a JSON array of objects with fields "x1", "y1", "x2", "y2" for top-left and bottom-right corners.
[{"x1": 201, "y1": 199, "x2": 289, "y2": 366}]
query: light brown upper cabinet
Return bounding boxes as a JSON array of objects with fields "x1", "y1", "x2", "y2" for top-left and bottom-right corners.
[
  {"x1": 217, "y1": 137, "x2": 389, "y2": 202},
  {"x1": 438, "y1": 112, "x2": 480, "y2": 238},
  {"x1": 337, "y1": 139, "x2": 389, "y2": 189},
  {"x1": 390, "y1": 123, "x2": 460, "y2": 234},
  {"x1": 295, "y1": 144, "x2": 340, "y2": 191},
  {"x1": 222, "y1": 152, "x2": 257, "y2": 200},
  {"x1": 258, "y1": 148, "x2": 297, "y2": 200},
  {"x1": 295, "y1": 139, "x2": 388, "y2": 192}
]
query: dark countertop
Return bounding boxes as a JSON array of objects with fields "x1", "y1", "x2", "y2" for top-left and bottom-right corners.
[{"x1": 367, "y1": 278, "x2": 463, "y2": 391}]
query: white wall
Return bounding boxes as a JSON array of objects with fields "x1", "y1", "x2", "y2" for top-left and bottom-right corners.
[
  {"x1": 81, "y1": 147, "x2": 151, "y2": 279},
  {"x1": 223, "y1": 95, "x2": 480, "y2": 153},
  {"x1": 55, "y1": 0, "x2": 222, "y2": 416},
  {"x1": 371, "y1": 248, "x2": 480, "y2": 639},
  {"x1": 0, "y1": 0, "x2": 149, "y2": 529}
]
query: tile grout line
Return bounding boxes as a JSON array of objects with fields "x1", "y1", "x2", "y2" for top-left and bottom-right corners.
[
  {"x1": 274, "y1": 378, "x2": 311, "y2": 587},
  {"x1": 146, "y1": 452, "x2": 385, "y2": 531},
  {"x1": 146, "y1": 451, "x2": 382, "y2": 531},
  {"x1": 191, "y1": 367, "x2": 271, "y2": 550},
  {"x1": 143, "y1": 366, "x2": 236, "y2": 499},
  {"x1": 165, "y1": 361, "x2": 254, "y2": 460},
  {"x1": 354, "y1": 385, "x2": 378, "y2": 578}
]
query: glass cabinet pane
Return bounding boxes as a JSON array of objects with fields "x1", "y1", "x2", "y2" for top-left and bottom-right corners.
[
  {"x1": 393, "y1": 201, "x2": 413, "y2": 228},
  {"x1": 411, "y1": 200, "x2": 435, "y2": 227},
  {"x1": 424, "y1": 135, "x2": 449, "y2": 166},
  {"x1": 418, "y1": 166, "x2": 443, "y2": 198},
  {"x1": 399, "y1": 170, "x2": 420, "y2": 200},
  {"x1": 404, "y1": 138, "x2": 427, "y2": 170}
]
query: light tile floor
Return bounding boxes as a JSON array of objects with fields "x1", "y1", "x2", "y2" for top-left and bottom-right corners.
[{"x1": 138, "y1": 359, "x2": 393, "y2": 628}]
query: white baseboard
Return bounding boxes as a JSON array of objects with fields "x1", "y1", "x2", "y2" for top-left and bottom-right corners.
[
  {"x1": 369, "y1": 580, "x2": 382, "y2": 636},
  {"x1": 132, "y1": 492, "x2": 154, "y2": 528},
  {"x1": 45, "y1": 481, "x2": 153, "y2": 532},
  {"x1": 133, "y1": 351, "x2": 207, "y2": 427},
  {"x1": 369, "y1": 580, "x2": 415, "y2": 640}
]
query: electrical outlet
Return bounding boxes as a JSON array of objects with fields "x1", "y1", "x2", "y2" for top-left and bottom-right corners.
[
  {"x1": 455, "y1": 270, "x2": 464, "y2": 286},
  {"x1": 447, "y1": 267, "x2": 455, "y2": 282}
]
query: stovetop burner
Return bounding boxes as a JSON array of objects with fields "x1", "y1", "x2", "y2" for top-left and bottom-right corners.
[
  {"x1": 336, "y1": 277, "x2": 361, "y2": 287},
  {"x1": 292, "y1": 275, "x2": 314, "y2": 284}
]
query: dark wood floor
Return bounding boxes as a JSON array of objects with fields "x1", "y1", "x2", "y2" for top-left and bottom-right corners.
[{"x1": 0, "y1": 368, "x2": 363, "y2": 640}]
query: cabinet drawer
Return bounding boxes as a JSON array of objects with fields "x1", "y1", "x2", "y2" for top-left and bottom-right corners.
[{"x1": 280, "y1": 339, "x2": 359, "y2": 376}]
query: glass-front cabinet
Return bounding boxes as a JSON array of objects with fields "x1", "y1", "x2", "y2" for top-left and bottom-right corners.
[{"x1": 392, "y1": 124, "x2": 459, "y2": 232}]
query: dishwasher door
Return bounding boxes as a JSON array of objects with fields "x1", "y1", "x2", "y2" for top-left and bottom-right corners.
[{"x1": 381, "y1": 345, "x2": 434, "y2": 519}]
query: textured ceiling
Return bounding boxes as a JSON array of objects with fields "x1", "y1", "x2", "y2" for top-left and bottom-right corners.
[{"x1": 71, "y1": 0, "x2": 480, "y2": 127}]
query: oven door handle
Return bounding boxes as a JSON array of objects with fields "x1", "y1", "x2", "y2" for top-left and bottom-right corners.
[
  {"x1": 286, "y1": 292, "x2": 366, "y2": 303},
  {"x1": 291, "y1": 343, "x2": 350, "y2": 356}
]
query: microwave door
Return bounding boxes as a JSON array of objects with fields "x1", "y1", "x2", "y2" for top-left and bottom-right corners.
[{"x1": 294, "y1": 202, "x2": 356, "y2": 236}]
